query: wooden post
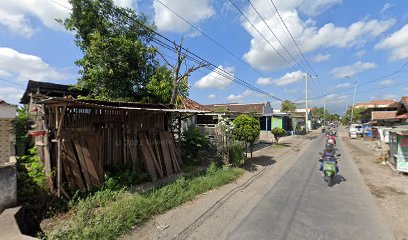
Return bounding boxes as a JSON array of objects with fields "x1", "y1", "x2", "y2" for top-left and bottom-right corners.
[
  {"x1": 56, "y1": 105, "x2": 66, "y2": 197},
  {"x1": 41, "y1": 104, "x2": 53, "y2": 191}
]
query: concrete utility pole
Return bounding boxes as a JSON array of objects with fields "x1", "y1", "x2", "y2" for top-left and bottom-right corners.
[
  {"x1": 305, "y1": 73, "x2": 309, "y2": 134},
  {"x1": 323, "y1": 97, "x2": 326, "y2": 127},
  {"x1": 350, "y1": 76, "x2": 357, "y2": 124}
]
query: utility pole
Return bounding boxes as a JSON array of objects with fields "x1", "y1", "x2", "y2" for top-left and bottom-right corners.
[
  {"x1": 350, "y1": 76, "x2": 357, "y2": 124},
  {"x1": 305, "y1": 73, "x2": 309, "y2": 134},
  {"x1": 323, "y1": 97, "x2": 326, "y2": 127}
]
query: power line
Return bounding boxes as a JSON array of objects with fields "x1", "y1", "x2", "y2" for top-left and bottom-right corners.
[
  {"x1": 246, "y1": 0, "x2": 307, "y2": 73},
  {"x1": 155, "y1": 0, "x2": 267, "y2": 79},
  {"x1": 0, "y1": 78, "x2": 24, "y2": 87},
  {"x1": 228, "y1": 0, "x2": 298, "y2": 72},
  {"x1": 47, "y1": 0, "x2": 286, "y2": 101}
]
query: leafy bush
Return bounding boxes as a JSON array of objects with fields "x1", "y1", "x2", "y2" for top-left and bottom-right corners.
[
  {"x1": 181, "y1": 127, "x2": 210, "y2": 165},
  {"x1": 271, "y1": 127, "x2": 286, "y2": 144},
  {"x1": 103, "y1": 163, "x2": 150, "y2": 190},
  {"x1": 17, "y1": 147, "x2": 46, "y2": 200},
  {"x1": 228, "y1": 142, "x2": 245, "y2": 166}
]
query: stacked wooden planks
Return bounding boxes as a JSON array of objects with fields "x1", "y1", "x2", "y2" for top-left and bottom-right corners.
[
  {"x1": 60, "y1": 131, "x2": 181, "y2": 192},
  {"x1": 61, "y1": 135, "x2": 102, "y2": 191},
  {"x1": 128, "y1": 131, "x2": 181, "y2": 182}
]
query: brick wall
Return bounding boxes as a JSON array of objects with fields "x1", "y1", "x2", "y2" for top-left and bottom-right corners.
[{"x1": 0, "y1": 119, "x2": 14, "y2": 165}]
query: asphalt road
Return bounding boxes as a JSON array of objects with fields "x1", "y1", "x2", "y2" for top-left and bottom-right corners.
[{"x1": 227, "y1": 133, "x2": 394, "y2": 240}]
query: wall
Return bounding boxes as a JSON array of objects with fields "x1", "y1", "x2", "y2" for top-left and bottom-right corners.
[{"x1": 0, "y1": 163, "x2": 17, "y2": 213}]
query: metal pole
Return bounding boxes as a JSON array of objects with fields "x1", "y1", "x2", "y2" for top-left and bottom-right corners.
[
  {"x1": 350, "y1": 76, "x2": 357, "y2": 124},
  {"x1": 305, "y1": 73, "x2": 309, "y2": 134},
  {"x1": 323, "y1": 97, "x2": 326, "y2": 127}
]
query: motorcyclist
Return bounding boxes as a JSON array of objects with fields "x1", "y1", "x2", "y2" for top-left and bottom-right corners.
[
  {"x1": 319, "y1": 143, "x2": 339, "y2": 173},
  {"x1": 326, "y1": 132, "x2": 336, "y2": 145}
]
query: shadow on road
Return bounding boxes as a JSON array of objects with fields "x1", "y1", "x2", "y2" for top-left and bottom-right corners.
[
  {"x1": 334, "y1": 174, "x2": 347, "y2": 186},
  {"x1": 243, "y1": 156, "x2": 276, "y2": 172}
]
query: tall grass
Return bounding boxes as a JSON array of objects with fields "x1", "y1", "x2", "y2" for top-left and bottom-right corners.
[{"x1": 46, "y1": 165, "x2": 243, "y2": 240}]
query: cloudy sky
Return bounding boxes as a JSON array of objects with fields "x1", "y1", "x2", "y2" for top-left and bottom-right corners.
[{"x1": 1, "y1": 0, "x2": 408, "y2": 113}]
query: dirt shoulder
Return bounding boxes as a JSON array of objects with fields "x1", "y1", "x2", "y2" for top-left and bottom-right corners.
[
  {"x1": 340, "y1": 128, "x2": 408, "y2": 240},
  {"x1": 121, "y1": 131, "x2": 321, "y2": 240}
]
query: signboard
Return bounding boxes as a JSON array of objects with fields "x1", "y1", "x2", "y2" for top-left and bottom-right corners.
[{"x1": 397, "y1": 135, "x2": 408, "y2": 173}]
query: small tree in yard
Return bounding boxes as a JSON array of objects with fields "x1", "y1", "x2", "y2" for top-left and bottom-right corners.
[
  {"x1": 233, "y1": 114, "x2": 260, "y2": 158},
  {"x1": 271, "y1": 127, "x2": 286, "y2": 144}
]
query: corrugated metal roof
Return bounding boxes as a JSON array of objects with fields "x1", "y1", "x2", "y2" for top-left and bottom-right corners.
[{"x1": 40, "y1": 98, "x2": 209, "y2": 113}]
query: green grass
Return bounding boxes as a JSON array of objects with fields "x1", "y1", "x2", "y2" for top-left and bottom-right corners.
[
  {"x1": 45, "y1": 164, "x2": 244, "y2": 240},
  {"x1": 270, "y1": 143, "x2": 285, "y2": 149}
]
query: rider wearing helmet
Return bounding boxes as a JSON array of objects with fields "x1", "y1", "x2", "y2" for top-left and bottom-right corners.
[{"x1": 319, "y1": 142, "x2": 339, "y2": 173}]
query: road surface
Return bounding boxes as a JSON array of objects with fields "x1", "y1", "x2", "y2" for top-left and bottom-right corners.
[
  {"x1": 124, "y1": 132, "x2": 395, "y2": 240},
  {"x1": 227, "y1": 133, "x2": 394, "y2": 240}
]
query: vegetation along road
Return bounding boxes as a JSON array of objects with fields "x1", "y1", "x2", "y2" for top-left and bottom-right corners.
[{"x1": 124, "y1": 131, "x2": 394, "y2": 240}]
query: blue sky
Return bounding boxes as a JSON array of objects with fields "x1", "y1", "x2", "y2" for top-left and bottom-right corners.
[{"x1": 1, "y1": 0, "x2": 408, "y2": 114}]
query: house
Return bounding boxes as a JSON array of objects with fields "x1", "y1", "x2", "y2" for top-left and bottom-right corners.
[
  {"x1": 0, "y1": 99, "x2": 17, "y2": 212},
  {"x1": 396, "y1": 96, "x2": 408, "y2": 124},
  {"x1": 354, "y1": 99, "x2": 399, "y2": 123}
]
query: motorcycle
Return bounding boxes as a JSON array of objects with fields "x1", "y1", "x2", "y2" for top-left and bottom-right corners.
[{"x1": 319, "y1": 153, "x2": 341, "y2": 187}]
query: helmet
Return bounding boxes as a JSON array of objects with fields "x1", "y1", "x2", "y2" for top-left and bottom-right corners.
[{"x1": 325, "y1": 143, "x2": 334, "y2": 152}]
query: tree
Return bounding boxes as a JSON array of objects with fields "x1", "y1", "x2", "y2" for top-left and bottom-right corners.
[
  {"x1": 233, "y1": 114, "x2": 260, "y2": 158},
  {"x1": 61, "y1": 0, "x2": 159, "y2": 101},
  {"x1": 157, "y1": 38, "x2": 207, "y2": 105},
  {"x1": 281, "y1": 100, "x2": 296, "y2": 112},
  {"x1": 271, "y1": 127, "x2": 286, "y2": 144},
  {"x1": 342, "y1": 107, "x2": 366, "y2": 125}
]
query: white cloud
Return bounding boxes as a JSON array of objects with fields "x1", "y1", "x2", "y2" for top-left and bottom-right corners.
[
  {"x1": 257, "y1": 71, "x2": 304, "y2": 86},
  {"x1": 330, "y1": 61, "x2": 376, "y2": 79},
  {"x1": 0, "y1": 69, "x2": 12, "y2": 78},
  {"x1": 0, "y1": 47, "x2": 70, "y2": 82},
  {"x1": 335, "y1": 82, "x2": 351, "y2": 88},
  {"x1": 0, "y1": 0, "x2": 134, "y2": 37},
  {"x1": 227, "y1": 94, "x2": 244, "y2": 102},
  {"x1": 226, "y1": 89, "x2": 258, "y2": 102},
  {"x1": 240, "y1": 0, "x2": 395, "y2": 70},
  {"x1": 0, "y1": 86, "x2": 24, "y2": 104},
  {"x1": 256, "y1": 77, "x2": 274, "y2": 85},
  {"x1": 208, "y1": 94, "x2": 216, "y2": 99},
  {"x1": 376, "y1": 24, "x2": 408, "y2": 61},
  {"x1": 153, "y1": 0, "x2": 215, "y2": 33},
  {"x1": 378, "y1": 79, "x2": 393, "y2": 86},
  {"x1": 355, "y1": 50, "x2": 366, "y2": 58},
  {"x1": 383, "y1": 94, "x2": 396, "y2": 100},
  {"x1": 312, "y1": 54, "x2": 330, "y2": 63},
  {"x1": 298, "y1": 0, "x2": 342, "y2": 17},
  {"x1": 381, "y1": 3, "x2": 393, "y2": 14},
  {"x1": 195, "y1": 65, "x2": 234, "y2": 89}
]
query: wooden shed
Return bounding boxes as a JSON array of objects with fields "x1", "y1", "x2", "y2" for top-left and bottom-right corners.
[{"x1": 28, "y1": 97, "x2": 204, "y2": 197}]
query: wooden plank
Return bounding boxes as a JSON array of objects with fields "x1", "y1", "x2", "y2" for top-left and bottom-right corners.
[
  {"x1": 159, "y1": 132, "x2": 173, "y2": 176},
  {"x1": 141, "y1": 133, "x2": 164, "y2": 178},
  {"x1": 73, "y1": 138, "x2": 92, "y2": 189},
  {"x1": 86, "y1": 136, "x2": 103, "y2": 181},
  {"x1": 80, "y1": 137, "x2": 101, "y2": 187},
  {"x1": 127, "y1": 135, "x2": 141, "y2": 174},
  {"x1": 151, "y1": 133, "x2": 164, "y2": 172},
  {"x1": 138, "y1": 134, "x2": 158, "y2": 181},
  {"x1": 61, "y1": 148, "x2": 76, "y2": 191},
  {"x1": 62, "y1": 140, "x2": 85, "y2": 189}
]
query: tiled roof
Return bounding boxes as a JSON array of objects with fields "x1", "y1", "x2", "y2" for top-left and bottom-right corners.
[
  {"x1": 20, "y1": 80, "x2": 87, "y2": 104},
  {"x1": 177, "y1": 98, "x2": 209, "y2": 111},
  {"x1": 0, "y1": 99, "x2": 12, "y2": 106},
  {"x1": 371, "y1": 111, "x2": 397, "y2": 120},
  {"x1": 356, "y1": 99, "x2": 397, "y2": 107},
  {"x1": 397, "y1": 113, "x2": 408, "y2": 119},
  {"x1": 204, "y1": 103, "x2": 265, "y2": 114}
]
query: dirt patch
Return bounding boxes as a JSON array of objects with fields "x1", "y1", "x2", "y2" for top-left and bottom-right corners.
[{"x1": 341, "y1": 128, "x2": 408, "y2": 240}]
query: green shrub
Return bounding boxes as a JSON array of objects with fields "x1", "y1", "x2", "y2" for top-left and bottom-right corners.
[
  {"x1": 228, "y1": 142, "x2": 244, "y2": 166},
  {"x1": 181, "y1": 127, "x2": 210, "y2": 165},
  {"x1": 233, "y1": 114, "x2": 260, "y2": 158},
  {"x1": 103, "y1": 163, "x2": 149, "y2": 190},
  {"x1": 271, "y1": 127, "x2": 286, "y2": 144}
]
